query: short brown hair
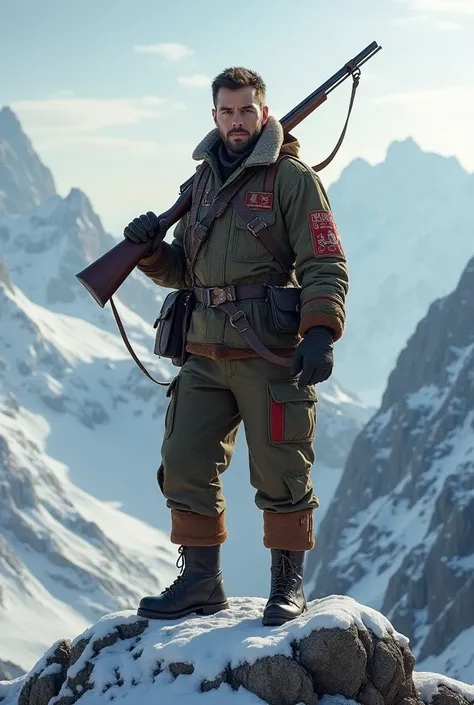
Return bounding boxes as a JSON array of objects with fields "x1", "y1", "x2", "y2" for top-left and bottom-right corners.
[{"x1": 211, "y1": 67, "x2": 266, "y2": 108}]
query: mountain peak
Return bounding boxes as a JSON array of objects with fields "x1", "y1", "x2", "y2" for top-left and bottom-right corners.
[
  {"x1": 0, "y1": 106, "x2": 22, "y2": 129},
  {"x1": 386, "y1": 135, "x2": 420, "y2": 155},
  {"x1": 0, "y1": 104, "x2": 57, "y2": 216}
]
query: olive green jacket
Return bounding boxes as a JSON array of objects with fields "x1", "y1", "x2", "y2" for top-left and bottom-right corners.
[{"x1": 137, "y1": 116, "x2": 349, "y2": 360}]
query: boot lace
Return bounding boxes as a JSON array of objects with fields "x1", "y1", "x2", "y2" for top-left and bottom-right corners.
[
  {"x1": 161, "y1": 546, "x2": 187, "y2": 595},
  {"x1": 271, "y1": 552, "x2": 298, "y2": 601}
]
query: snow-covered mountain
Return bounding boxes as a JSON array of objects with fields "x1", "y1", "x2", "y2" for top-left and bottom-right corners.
[
  {"x1": 329, "y1": 138, "x2": 474, "y2": 406},
  {"x1": 306, "y1": 255, "x2": 474, "y2": 684},
  {"x1": 0, "y1": 105, "x2": 369, "y2": 623},
  {"x1": 0, "y1": 107, "x2": 56, "y2": 216},
  {"x1": 0, "y1": 386, "x2": 178, "y2": 673}
]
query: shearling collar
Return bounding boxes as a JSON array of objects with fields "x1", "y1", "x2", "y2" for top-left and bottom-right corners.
[{"x1": 192, "y1": 115, "x2": 285, "y2": 168}]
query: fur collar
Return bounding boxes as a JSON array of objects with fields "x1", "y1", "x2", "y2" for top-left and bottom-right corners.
[{"x1": 191, "y1": 115, "x2": 284, "y2": 167}]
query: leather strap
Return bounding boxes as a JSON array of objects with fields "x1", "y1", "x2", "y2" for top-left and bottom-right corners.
[
  {"x1": 230, "y1": 191, "x2": 294, "y2": 274},
  {"x1": 217, "y1": 301, "x2": 291, "y2": 367},
  {"x1": 263, "y1": 153, "x2": 291, "y2": 192},
  {"x1": 109, "y1": 297, "x2": 170, "y2": 386},
  {"x1": 312, "y1": 66, "x2": 360, "y2": 172},
  {"x1": 187, "y1": 167, "x2": 257, "y2": 271},
  {"x1": 230, "y1": 155, "x2": 299, "y2": 288},
  {"x1": 194, "y1": 284, "x2": 292, "y2": 367}
]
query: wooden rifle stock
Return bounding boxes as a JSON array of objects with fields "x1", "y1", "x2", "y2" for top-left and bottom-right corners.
[{"x1": 76, "y1": 40, "x2": 381, "y2": 307}]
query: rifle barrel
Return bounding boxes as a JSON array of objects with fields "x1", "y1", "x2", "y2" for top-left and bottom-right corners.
[
  {"x1": 179, "y1": 41, "x2": 381, "y2": 195},
  {"x1": 281, "y1": 41, "x2": 381, "y2": 127}
]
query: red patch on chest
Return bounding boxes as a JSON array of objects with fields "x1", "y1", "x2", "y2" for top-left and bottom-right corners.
[
  {"x1": 245, "y1": 191, "x2": 273, "y2": 210},
  {"x1": 308, "y1": 210, "x2": 344, "y2": 257}
]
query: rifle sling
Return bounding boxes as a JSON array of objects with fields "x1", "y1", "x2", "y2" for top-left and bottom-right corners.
[
  {"x1": 312, "y1": 67, "x2": 360, "y2": 172},
  {"x1": 109, "y1": 296, "x2": 171, "y2": 386}
]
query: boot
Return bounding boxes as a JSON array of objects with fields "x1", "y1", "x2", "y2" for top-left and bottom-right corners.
[
  {"x1": 137, "y1": 545, "x2": 229, "y2": 619},
  {"x1": 262, "y1": 549, "x2": 307, "y2": 626}
]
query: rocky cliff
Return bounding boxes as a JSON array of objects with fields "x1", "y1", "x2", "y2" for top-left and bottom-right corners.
[{"x1": 306, "y1": 256, "x2": 474, "y2": 682}]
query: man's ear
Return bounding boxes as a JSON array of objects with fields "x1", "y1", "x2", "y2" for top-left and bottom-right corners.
[
  {"x1": 262, "y1": 105, "x2": 269, "y2": 124},
  {"x1": 211, "y1": 108, "x2": 217, "y2": 127}
]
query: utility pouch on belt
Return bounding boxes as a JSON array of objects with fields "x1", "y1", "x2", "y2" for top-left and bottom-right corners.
[
  {"x1": 266, "y1": 285, "x2": 301, "y2": 333},
  {"x1": 153, "y1": 288, "x2": 194, "y2": 367}
]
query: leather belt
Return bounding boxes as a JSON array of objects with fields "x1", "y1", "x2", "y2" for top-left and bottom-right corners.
[
  {"x1": 194, "y1": 284, "x2": 267, "y2": 307},
  {"x1": 193, "y1": 284, "x2": 291, "y2": 367}
]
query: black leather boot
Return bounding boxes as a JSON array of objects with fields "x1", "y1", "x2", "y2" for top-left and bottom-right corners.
[
  {"x1": 137, "y1": 545, "x2": 229, "y2": 619},
  {"x1": 262, "y1": 549, "x2": 307, "y2": 626}
]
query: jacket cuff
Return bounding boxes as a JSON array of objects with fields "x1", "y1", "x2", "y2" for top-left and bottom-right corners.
[
  {"x1": 137, "y1": 243, "x2": 169, "y2": 279},
  {"x1": 299, "y1": 296, "x2": 345, "y2": 341}
]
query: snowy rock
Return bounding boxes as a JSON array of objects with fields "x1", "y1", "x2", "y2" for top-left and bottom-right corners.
[{"x1": 2, "y1": 596, "x2": 460, "y2": 705}]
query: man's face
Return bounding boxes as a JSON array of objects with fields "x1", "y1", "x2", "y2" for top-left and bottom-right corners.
[{"x1": 212, "y1": 86, "x2": 269, "y2": 154}]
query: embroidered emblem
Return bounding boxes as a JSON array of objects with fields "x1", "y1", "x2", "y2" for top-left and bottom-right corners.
[
  {"x1": 245, "y1": 191, "x2": 273, "y2": 210},
  {"x1": 308, "y1": 210, "x2": 344, "y2": 257}
]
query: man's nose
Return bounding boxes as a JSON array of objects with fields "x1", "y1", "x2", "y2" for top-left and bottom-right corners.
[{"x1": 232, "y1": 116, "x2": 244, "y2": 127}]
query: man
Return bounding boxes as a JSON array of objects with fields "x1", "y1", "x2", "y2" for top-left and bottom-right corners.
[{"x1": 123, "y1": 67, "x2": 348, "y2": 626}]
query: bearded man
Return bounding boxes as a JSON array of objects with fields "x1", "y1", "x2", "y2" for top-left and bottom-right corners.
[{"x1": 123, "y1": 66, "x2": 349, "y2": 626}]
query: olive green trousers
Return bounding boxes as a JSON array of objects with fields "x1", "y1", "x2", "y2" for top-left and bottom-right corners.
[{"x1": 157, "y1": 354, "x2": 319, "y2": 550}]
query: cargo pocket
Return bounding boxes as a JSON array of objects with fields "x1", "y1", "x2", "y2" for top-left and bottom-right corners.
[
  {"x1": 267, "y1": 378, "x2": 317, "y2": 444},
  {"x1": 283, "y1": 470, "x2": 313, "y2": 504},
  {"x1": 232, "y1": 211, "x2": 276, "y2": 262},
  {"x1": 163, "y1": 376, "x2": 179, "y2": 440}
]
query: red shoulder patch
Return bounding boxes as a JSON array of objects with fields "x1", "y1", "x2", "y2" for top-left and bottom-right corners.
[
  {"x1": 308, "y1": 210, "x2": 344, "y2": 258},
  {"x1": 245, "y1": 191, "x2": 273, "y2": 210}
]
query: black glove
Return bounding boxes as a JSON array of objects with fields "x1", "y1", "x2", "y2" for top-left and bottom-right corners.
[
  {"x1": 123, "y1": 211, "x2": 164, "y2": 255},
  {"x1": 290, "y1": 325, "x2": 334, "y2": 388}
]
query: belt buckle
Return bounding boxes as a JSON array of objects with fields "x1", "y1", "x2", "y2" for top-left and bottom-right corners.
[{"x1": 211, "y1": 285, "x2": 236, "y2": 306}]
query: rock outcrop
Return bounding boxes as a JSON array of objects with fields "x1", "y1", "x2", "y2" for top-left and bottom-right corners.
[{"x1": 0, "y1": 597, "x2": 473, "y2": 705}]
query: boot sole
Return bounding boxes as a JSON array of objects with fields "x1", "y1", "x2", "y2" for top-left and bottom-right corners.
[
  {"x1": 262, "y1": 603, "x2": 307, "y2": 627},
  {"x1": 137, "y1": 600, "x2": 229, "y2": 620}
]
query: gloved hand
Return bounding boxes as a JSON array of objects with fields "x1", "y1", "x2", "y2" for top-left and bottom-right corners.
[
  {"x1": 290, "y1": 325, "x2": 334, "y2": 388},
  {"x1": 123, "y1": 211, "x2": 165, "y2": 256}
]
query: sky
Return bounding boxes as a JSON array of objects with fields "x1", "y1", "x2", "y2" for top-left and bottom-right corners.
[{"x1": 1, "y1": 0, "x2": 474, "y2": 235}]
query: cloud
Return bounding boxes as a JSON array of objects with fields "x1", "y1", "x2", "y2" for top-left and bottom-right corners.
[
  {"x1": 134, "y1": 43, "x2": 193, "y2": 61},
  {"x1": 177, "y1": 74, "x2": 211, "y2": 88},
  {"x1": 10, "y1": 96, "x2": 179, "y2": 134},
  {"x1": 374, "y1": 84, "x2": 474, "y2": 105},
  {"x1": 391, "y1": 0, "x2": 472, "y2": 29},
  {"x1": 39, "y1": 135, "x2": 161, "y2": 156},
  {"x1": 394, "y1": 0, "x2": 474, "y2": 13},
  {"x1": 391, "y1": 14, "x2": 460, "y2": 28}
]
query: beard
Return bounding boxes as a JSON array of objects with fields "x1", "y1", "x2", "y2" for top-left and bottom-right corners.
[{"x1": 221, "y1": 124, "x2": 263, "y2": 155}]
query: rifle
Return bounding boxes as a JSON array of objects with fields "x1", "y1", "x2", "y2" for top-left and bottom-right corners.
[{"x1": 76, "y1": 41, "x2": 381, "y2": 308}]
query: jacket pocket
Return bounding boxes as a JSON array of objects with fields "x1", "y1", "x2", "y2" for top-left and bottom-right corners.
[
  {"x1": 232, "y1": 211, "x2": 276, "y2": 262},
  {"x1": 163, "y1": 376, "x2": 179, "y2": 440},
  {"x1": 267, "y1": 378, "x2": 317, "y2": 444}
]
